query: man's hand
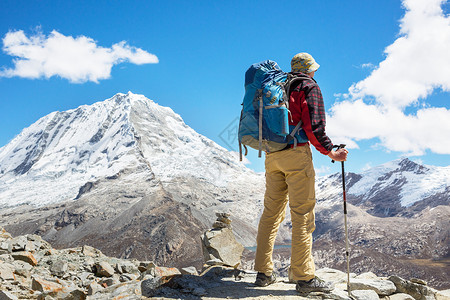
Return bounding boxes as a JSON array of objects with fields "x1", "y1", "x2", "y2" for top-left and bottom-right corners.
[{"x1": 328, "y1": 148, "x2": 348, "y2": 162}]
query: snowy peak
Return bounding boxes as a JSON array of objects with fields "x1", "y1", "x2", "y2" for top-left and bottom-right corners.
[
  {"x1": 0, "y1": 92, "x2": 252, "y2": 208},
  {"x1": 317, "y1": 158, "x2": 450, "y2": 216}
]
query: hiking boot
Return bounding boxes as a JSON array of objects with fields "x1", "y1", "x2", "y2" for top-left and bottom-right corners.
[
  {"x1": 296, "y1": 277, "x2": 335, "y2": 294},
  {"x1": 255, "y1": 272, "x2": 276, "y2": 287}
]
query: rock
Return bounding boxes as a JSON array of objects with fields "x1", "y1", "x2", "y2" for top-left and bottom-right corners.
[
  {"x1": 65, "y1": 289, "x2": 86, "y2": 300},
  {"x1": 11, "y1": 251, "x2": 38, "y2": 266},
  {"x1": 192, "y1": 287, "x2": 207, "y2": 296},
  {"x1": 181, "y1": 266, "x2": 199, "y2": 276},
  {"x1": 12, "y1": 260, "x2": 33, "y2": 278},
  {"x1": 436, "y1": 290, "x2": 450, "y2": 300},
  {"x1": 95, "y1": 261, "x2": 115, "y2": 277},
  {"x1": 87, "y1": 281, "x2": 104, "y2": 295},
  {"x1": 8, "y1": 236, "x2": 27, "y2": 252},
  {"x1": 116, "y1": 261, "x2": 138, "y2": 274},
  {"x1": 31, "y1": 276, "x2": 64, "y2": 293},
  {"x1": 50, "y1": 260, "x2": 68, "y2": 277},
  {"x1": 99, "y1": 275, "x2": 119, "y2": 287},
  {"x1": 89, "y1": 281, "x2": 141, "y2": 299},
  {"x1": 388, "y1": 293, "x2": 416, "y2": 300},
  {"x1": 411, "y1": 278, "x2": 427, "y2": 286},
  {"x1": 154, "y1": 266, "x2": 181, "y2": 277},
  {"x1": 356, "y1": 272, "x2": 380, "y2": 280},
  {"x1": 212, "y1": 221, "x2": 232, "y2": 229},
  {"x1": 81, "y1": 245, "x2": 103, "y2": 257},
  {"x1": 138, "y1": 261, "x2": 155, "y2": 273},
  {"x1": 0, "y1": 227, "x2": 13, "y2": 240},
  {"x1": 316, "y1": 267, "x2": 349, "y2": 284},
  {"x1": 389, "y1": 275, "x2": 437, "y2": 300},
  {"x1": 350, "y1": 279, "x2": 396, "y2": 296},
  {"x1": 0, "y1": 291, "x2": 18, "y2": 300},
  {"x1": 351, "y1": 289, "x2": 380, "y2": 300},
  {"x1": 201, "y1": 227, "x2": 244, "y2": 267},
  {"x1": 0, "y1": 262, "x2": 16, "y2": 281},
  {"x1": 205, "y1": 258, "x2": 226, "y2": 266},
  {"x1": 141, "y1": 276, "x2": 163, "y2": 298},
  {"x1": 215, "y1": 212, "x2": 231, "y2": 218},
  {"x1": 327, "y1": 288, "x2": 353, "y2": 300}
]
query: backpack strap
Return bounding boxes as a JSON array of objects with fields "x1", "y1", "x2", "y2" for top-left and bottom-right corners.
[
  {"x1": 286, "y1": 120, "x2": 303, "y2": 145},
  {"x1": 257, "y1": 89, "x2": 263, "y2": 158},
  {"x1": 239, "y1": 140, "x2": 248, "y2": 161}
]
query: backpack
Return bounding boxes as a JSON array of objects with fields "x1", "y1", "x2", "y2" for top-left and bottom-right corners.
[{"x1": 238, "y1": 60, "x2": 306, "y2": 161}]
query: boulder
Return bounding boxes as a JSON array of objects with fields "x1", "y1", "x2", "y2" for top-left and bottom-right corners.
[
  {"x1": 351, "y1": 289, "x2": 380, "y2": 300},
  {"x1": 436, "y1": 290, "x2": 450, "y2": 300},
  {"x1": 50, "y1": 260, "x2": 68, "y2": 277},
  {"x1": 350, "y1": 278, "x2": 396, "y2": 296},
  {"x1": 95, "y1": 261, "x2": 115, "y2": 277},
  {"x1": 388, "y1": 293, "x2": 416, "y2": 300},
  {"x1": 11, "y1": 251, "x2": 38, "y2": 266},
  {"x1": 0, "y1": 262, "x2": 15, "y2": 281},
  {"x1": 201, "y1": 228, "x2": 244, "y2": 267},
  {"x1": 0, "y1": 291, "x2": 18, "y2": 300},
  {"x1": 389, "y1": 275, "x2": 437, "y2": 300},
  {"x1": 181, "y1": 266, "x2": 199, "y2": 276}
]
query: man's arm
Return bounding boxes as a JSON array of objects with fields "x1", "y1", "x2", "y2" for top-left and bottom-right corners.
[{"x1": 293, "y1": 83, "x2": 333, "y2": 155}]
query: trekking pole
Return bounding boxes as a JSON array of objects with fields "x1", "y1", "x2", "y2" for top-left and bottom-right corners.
[{"x1": 331, "y1": 144, "x2": 351, "y2": 297}]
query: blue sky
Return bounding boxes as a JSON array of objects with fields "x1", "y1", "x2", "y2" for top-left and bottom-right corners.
[{"x1": 0, "y1": 0, "x2": 449, "y2": 175}]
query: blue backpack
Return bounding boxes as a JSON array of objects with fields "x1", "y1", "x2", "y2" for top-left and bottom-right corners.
[{"x1": 238, "y1": 60, "x2": 307, "y2": 160}]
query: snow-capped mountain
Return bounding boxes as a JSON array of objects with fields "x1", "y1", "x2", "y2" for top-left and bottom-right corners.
[
  {"x1": 315, "y1": 158, "x2": 450, "y2": 217},
  {"x1": 0, "y1": 92, "x2": 266, "y2": 266},
  {"x1": 0, "y1": 92, "x2": 262, "y2": 210}
]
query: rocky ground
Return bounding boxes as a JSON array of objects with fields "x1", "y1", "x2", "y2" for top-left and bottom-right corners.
[{"x1": 1, "y1": 226, "x2": 450, "y2": 300}]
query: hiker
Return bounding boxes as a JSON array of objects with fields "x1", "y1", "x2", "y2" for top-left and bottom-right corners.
[{"x1": 254, "y1": 53, "x2": 348, "y2": 294}]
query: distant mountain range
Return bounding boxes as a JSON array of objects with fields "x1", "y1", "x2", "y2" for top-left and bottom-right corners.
[{"x1": 0, "y1": 92, "x2": 448, "y2": 288}]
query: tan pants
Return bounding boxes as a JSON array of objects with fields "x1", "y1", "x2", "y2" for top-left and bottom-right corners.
[{"x1": 254, "y1": 145, "x2": 316, "y2": 281}]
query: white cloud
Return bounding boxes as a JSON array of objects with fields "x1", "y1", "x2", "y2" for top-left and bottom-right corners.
[
  {"x1": 328, "y1": 0, "x2": 450, "y2": 156},
  {"x1": 0, "y1": 30, "x2": 158, "y2": 83}
]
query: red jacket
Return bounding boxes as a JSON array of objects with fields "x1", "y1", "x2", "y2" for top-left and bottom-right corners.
[{"x1": 289, "y1": 72, "x2": 333, "y2": 155}]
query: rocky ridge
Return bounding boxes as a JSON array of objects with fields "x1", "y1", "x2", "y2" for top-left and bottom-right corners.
[{"x1": 1, "y1": 226, "x2": 450, "y2": 300}]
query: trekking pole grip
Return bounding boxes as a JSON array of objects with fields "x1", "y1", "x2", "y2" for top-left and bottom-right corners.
[{"x1": 331, "y1": 144, "x2": 346, "y2": 163}]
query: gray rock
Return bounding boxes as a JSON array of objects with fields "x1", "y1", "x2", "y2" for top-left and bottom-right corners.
[
  {"x1": 201, "y1": 228, "x2": 244, "y2": 267},
  {"x1": 141, "y1": 276, "x2": 163, "y2": 297},
  {"x1": 411, "y1": 278, "x2": 427, "y2": 286},
  {"x1": 351, "y1": 289, "x2": 380, "y2": 300},
  {"x1": 50, "y1": 260, "x2": 68, "y2": 277},
  {"x1": 116, "y1": 261, "x2": 139, "y2": 274},
  {"x1": 81, "y1": 245, "x2": 103, "y2": 257},
  {"x1": 8, "y1": 236, "x2": 27, "y2": 252},
  {"x1": 95, "y1": 261, "x2": 115, "y2": 277},
  {"x1": 89, "y1": 281, "x2": 141, "y2": 299},
  {"x1": 356, "y1": 272, "x2": 380, "y2": 280},
  {"x1": 316, "y1": 268, "x2": 349, "y2": 284},
  {"x1": 0, "y1": 262, "x2": 15, "y2": 281},
  {"x1": 350, "y1": 278, "x2": 396, "y2": 296},
  {"x1": 327, "y1": 288, "x2": 353, "y2": 300},
  {"x1": 388, "y1": 293, "x2": 416, "y2": 300},
  {"x1": 0, "y1": 290, "x2": 19, "y2": 300},
  {"x1": 11, "y1": 251, "x2": 38, "y2": 266},
  {"x1": 87, "y1": 281, "x2": 104, "y2": 295},
  {"x1": 99, "y1": 274, "x2": 120, "y2": 287},
  {"x1": 192, "y1": 287, "x2": 207, "y2": 296},
  {"x1": 181, "y1": 266, "x2": 199, "y2": 276},
  {"x1": 436, "y1": 290, "x2": 450, "y2": 300},
  {"x1": 389, "y1": 275, "x2": 437, "y2": 300},
  {"x1": 12, "y1": 260, "x2": 33, "y2": 278}
]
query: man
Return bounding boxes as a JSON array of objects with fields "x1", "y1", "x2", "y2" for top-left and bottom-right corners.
[{"x1": 254, "y1": 53, "x2": 348, "y2": 294}]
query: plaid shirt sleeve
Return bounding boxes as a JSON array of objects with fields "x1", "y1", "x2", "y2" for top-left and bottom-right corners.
[{"x1": 301, "y1": 82, "x2": 333, "y2": 155}]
